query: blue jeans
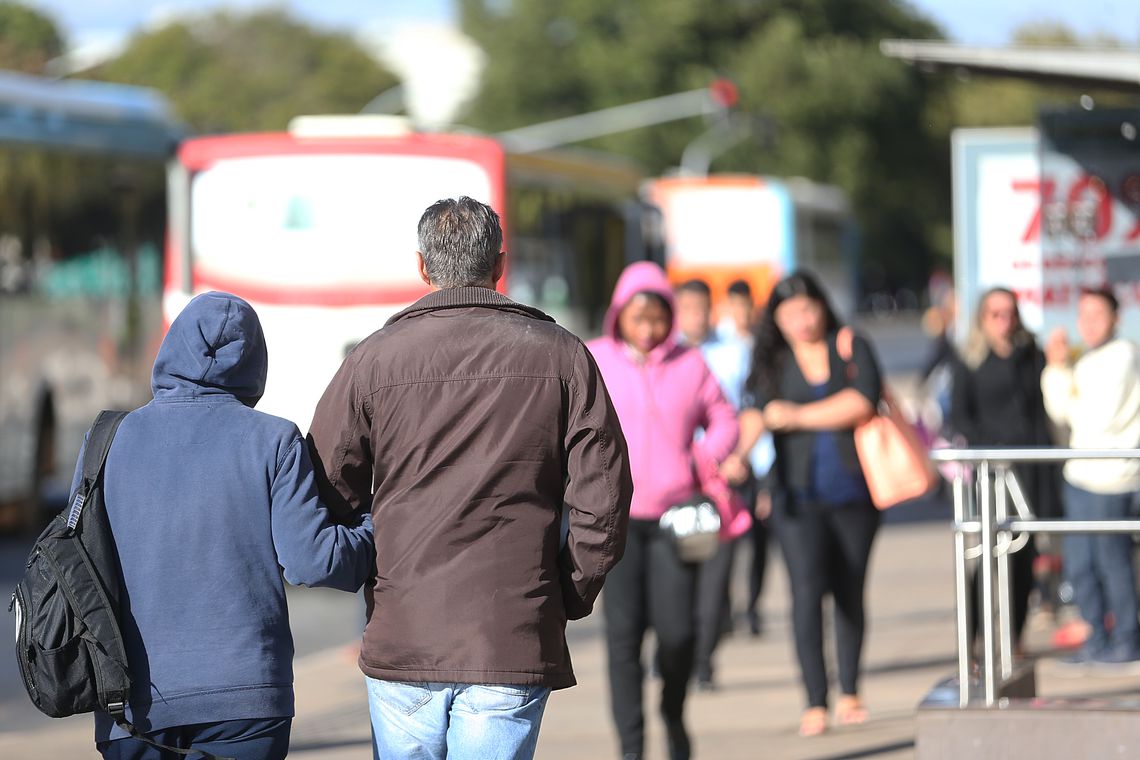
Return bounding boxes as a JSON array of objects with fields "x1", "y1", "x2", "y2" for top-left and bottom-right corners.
[
  {"x1": 1064, "y1": 483, "x2": 1140, "y2": 653},
  {"x1": 366, "y1": 678, "x2": 551, "y2": 760}
]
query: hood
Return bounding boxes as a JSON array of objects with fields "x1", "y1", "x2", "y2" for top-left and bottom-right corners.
[
  {"x1": 603, "y1": 261, "x2": 676, "y2": 341},
  {"x1": 152, "y1": 291, "x2": 268, "y2": 405}
]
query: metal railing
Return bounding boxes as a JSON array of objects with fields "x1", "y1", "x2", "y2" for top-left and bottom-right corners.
[{"x1": 929, "y1": 447, "x2": 1140, "y2": 708}]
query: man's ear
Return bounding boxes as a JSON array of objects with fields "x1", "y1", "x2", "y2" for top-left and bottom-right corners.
[
  {"x1": 491, "y1": 251, "x2": 507, "y2": 285},
  {"x1": 417, "y1": 251, "x2": 432, "y2": 287}
]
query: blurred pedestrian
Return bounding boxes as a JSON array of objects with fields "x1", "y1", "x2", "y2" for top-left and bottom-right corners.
[
  {"x1": 728, "y1": 271, "x2": 882, "y2": 737},
  {"x1": 85, "y1": 292, "x2": 376, "y2": 760},
  {"x1": 308, "y1": 197, "x2": 633, "y2": 760},
  {"x1": 1042, "y1": 286, "x2": 1140, "y2": 668},
  {"x1": 919, "y1": 282, "x2": 957, "y2": 430},
  {"x1": 589, "y1": 262, "x2": 739, "y2": 760},
  {"x1": 722, "y1": 279, "x2": 774, "y2": 639},
  {"x1": 674, "y1": 278, "x2": 754, "y2": 690},
  {"x1": 951, "y1": 287, "x2": 1059, "y2": 655}
]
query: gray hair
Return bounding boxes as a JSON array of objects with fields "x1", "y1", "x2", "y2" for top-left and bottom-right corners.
[{"x1": 417, "y1": 196, "x2": 503, "y2": 288}]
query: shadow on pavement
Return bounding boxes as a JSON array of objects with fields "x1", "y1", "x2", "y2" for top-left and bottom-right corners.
[
  {"x1": 812, "y1": 739, "x2": 915, "y2": 759},
  {"x1": 863, "y1": 654, "x2": 958, "y2": 677}
]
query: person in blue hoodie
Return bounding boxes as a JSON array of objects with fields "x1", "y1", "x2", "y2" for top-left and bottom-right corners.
[{"x1": 66, "y1": 291, "x2": 375, "y2": 760}]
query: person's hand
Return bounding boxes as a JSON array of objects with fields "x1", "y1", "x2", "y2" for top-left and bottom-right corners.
[
  {"x1": 762, "y1": 401, "x2": 800, "y2": 432},
  {"x1": 719, "y1": 452, "x2": 750, "y2": 487},
  {"x1": 754, "y1": 491, "x2": 772, "y2": 520},
  {"x1": 1045, "y1": 327, "x2": 1070, "y2": 367}
]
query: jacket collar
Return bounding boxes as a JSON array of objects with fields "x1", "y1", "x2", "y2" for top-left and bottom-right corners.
[{"x1": 385, "y1": 286, "x2": 555, "y2": 327}]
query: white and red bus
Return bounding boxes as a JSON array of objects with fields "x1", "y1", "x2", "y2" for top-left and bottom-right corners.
[{"x1": 164, "y1": 116, "x2": 656, "y2": 430}]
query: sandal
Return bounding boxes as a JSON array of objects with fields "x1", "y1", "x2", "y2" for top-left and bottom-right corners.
[
  {"x1": 798, "y1": 707, "x2": 828, "y2": 737},
  {"x1": 836, "y1": 695, "x2": 868, "y2": 726}
]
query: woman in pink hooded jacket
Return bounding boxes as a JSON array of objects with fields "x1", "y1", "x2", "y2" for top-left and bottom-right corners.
[{"x1": 587, "y1": 261, "x2": 739, "y2": 760}]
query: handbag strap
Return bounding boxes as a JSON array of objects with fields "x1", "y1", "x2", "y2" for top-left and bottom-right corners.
[{"x1": 836, "y1": 327, "x2": 889, "y2": 411}]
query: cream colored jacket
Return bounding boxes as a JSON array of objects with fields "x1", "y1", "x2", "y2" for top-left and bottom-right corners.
[{"x1": 1041, "y1": 337, "x2": 1140, "y2": 494}]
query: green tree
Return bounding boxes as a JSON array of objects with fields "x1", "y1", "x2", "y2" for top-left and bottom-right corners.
[
  {"x1": 0, "y1": 1, "x2": 63, "y2": 74},
  {"x1": 91, "y1": 9, "x2": 398, "y2": 133},
  {"x1": 724, "y1": 13, "x2": 952, "y2": 290},
  {"x1": 460, "y1": 0, "x2": 949, "y2": 293}
]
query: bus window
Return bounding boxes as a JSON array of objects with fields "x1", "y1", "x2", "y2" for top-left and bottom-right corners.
[
  {"x1": 189, "y1": 153, "x2": 493, "y2": 298},
  {"x1": 507, "y1": 187, "x2": 632, "y2": 336}
]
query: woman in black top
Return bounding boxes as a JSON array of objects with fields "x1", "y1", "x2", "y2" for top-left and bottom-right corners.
[
  {"x1": 722, "y1": 272, "x2": 882, "y2": 737},
  {"x1": 950, "y1": 286, "x2": 1060, "y2": 653}
]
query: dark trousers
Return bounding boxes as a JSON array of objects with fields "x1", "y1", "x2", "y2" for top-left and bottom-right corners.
[
  {"x1": 967, "y1": 539, "x2": 1036, "y2": 650},
  {"x1": 695, "y1": 480, "x2": 771, "y2": 680},
  {"x1": 773, "y1": 500, "x2": 880, "y2": 709},
  {"x1": 747, "y1": 513, "x2": 770, "y2": 624},
  {"x1": 694, "y1": 538, "x2": 735, "y2": 682},
  {"x1": 99, "y1": 718, "x2": 291, "y2": 760},
  {"x1": 604, "y1": 519, "x2": 698, "y2": 758}
]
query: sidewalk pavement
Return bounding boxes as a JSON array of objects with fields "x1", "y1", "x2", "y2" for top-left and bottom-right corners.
[{"x1": 3, "y1": 519, "x2": 1139, "y2": 759}]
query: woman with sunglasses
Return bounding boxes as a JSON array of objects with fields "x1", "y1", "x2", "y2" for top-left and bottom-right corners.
[{"x1": 951, "y1": 286, "x2": 1060, "y2": 657}]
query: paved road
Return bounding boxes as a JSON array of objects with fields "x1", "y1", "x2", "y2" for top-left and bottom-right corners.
[{"x1": 6, "y1": 521, "x2": 1139, "y2": 759}]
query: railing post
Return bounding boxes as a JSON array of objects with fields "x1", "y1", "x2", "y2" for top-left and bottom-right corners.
[
  {"x1": 953, "y1": 470, "x2": 972, "y2": 707},
  {"x1": 979, "y1": 460, "x2": 998, "y2": 706},
  {"x1": 995, "y1": 465, "x2": 1014, "y2": 680}
]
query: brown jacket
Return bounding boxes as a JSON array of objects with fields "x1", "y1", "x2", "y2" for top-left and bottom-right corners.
[{"x1": 307, "y1": 287, "x2": 632, "y2": 689}]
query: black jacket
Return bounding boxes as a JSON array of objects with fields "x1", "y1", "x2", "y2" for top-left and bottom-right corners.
[{"x1": 747, "y1": 330, "x2": 882, "y2": 505}]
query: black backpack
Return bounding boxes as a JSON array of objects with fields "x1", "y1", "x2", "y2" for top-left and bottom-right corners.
[{"x1": 9, "y1": 411, "x2": 230, "y2": 759}]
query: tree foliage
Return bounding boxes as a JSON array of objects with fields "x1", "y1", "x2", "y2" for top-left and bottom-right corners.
[
  {"x1": 460, "y1": 0, "x2": 949, "y2": 292},
  {"x1": 724, "y1": 13, "x2": 951, "y2": 290},
  {"x1": 91, "y1": 9, "x2": 398, "y2": 133},
  {"x1": 0, "y1": 1, "x2": 63, "y2": 74}
]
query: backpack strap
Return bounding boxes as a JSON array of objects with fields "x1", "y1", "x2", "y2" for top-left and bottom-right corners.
[
  {"x1": 66, "y1": 411, "x2": 129, "y2": 532},
  {"x1": 111, "y1": 711, "x2": 235, "y2": 760}
]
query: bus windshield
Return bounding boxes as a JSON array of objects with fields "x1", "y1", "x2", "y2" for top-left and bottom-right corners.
[{"x1": 190, "y1": 153, "x2": 493, "y2": 293}]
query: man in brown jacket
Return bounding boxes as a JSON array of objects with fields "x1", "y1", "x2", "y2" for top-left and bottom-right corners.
[{"x1": 307, "y1": 196, "x2": 632, "y2": 760}]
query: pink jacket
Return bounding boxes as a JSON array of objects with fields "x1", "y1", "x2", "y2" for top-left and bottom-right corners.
[{"x1": 587, "y1": 262, "x2": 742, "y2": 529}]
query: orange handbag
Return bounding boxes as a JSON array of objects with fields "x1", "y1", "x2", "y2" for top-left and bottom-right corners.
[{"x1": 838, "y1": 328, "x2": 940, "y2": 509}]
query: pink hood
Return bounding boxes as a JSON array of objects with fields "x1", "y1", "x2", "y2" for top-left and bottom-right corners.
[
  {"x1": 601, "y1": 260, "x2": 677, "y2": 344},
  {"x1": 588, "y1": 263, "x2": 747, "y2": 536}
]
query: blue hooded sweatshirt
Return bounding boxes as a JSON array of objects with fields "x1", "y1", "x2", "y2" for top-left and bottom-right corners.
[{"x1": 66, "y1": 291, "x2": 375, "y2": 742}]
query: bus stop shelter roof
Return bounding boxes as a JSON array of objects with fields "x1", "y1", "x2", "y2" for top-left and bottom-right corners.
[
  {"x1": 880, "y1": 39, "x2": 1140, "y2": 92},
  {"x1": 0, "y1": 69, "x2": 183, "y2": 159}
]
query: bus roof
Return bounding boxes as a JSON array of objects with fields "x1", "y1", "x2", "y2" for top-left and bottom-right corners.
[
  {"x1": 505, "y1": 147, "x2": 643, "y2": 196},
  {"x1": 0, "y1": 70, "x2": 181, "y2": 158},
  {"x1": 177, "y1": 130, "x2": 505, "y2": 171},
  {"x1": 177, "y1": 129, "x2": 643, "y2": 198}
]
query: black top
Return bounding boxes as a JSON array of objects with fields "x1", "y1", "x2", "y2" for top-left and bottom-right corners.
[
  {"x1": 746, "y1": 331, "x2": 883, "y2": 501},
  {"x1": 949, "y1": 341, "x2": 1062, "y2": 518},
  {"x1": 949, "y1": 344, "x2": 1050, "y2": 447}
]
